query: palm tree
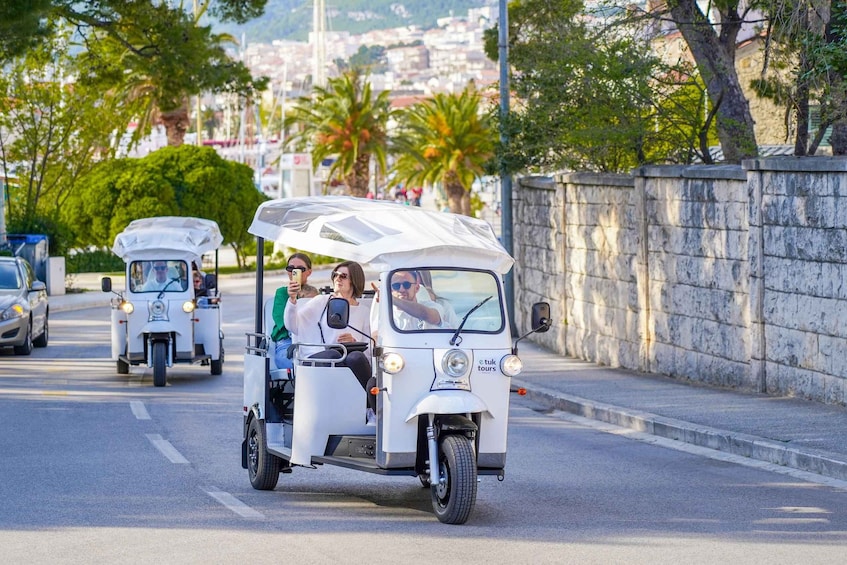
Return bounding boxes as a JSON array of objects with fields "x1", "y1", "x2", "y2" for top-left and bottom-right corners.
[
  {"x1": 284, "y1": 68, "x2": 393, "y2": 197},
  {"x1": 390, "y1": 85, "x2": 495, "y2": 215}
]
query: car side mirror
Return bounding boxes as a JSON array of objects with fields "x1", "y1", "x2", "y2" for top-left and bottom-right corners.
[
  {"x1": 326, "y1": 297, "x2": 350, "y2": 329},
  {"x1": 101, "y1": 277, "x2": 112, "y2": 293},
  {"x1": 531, "y1": 302, "x2": 551, "y2": 333},
  {"x1": 204, "y1": 273, "x2": 217, "y2": 290},
  {"x1": 31, "y1": 280, "x2": 46, "y2": 292}
]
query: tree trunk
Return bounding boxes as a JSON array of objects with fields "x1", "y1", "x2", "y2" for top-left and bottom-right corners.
[
  {"x1": 669, "y1": 0, "x2": 758, "y2": 163},
  {"x1": 344, "y1": 153, "x2": 371, "y2": 198},
  {"x1": 159, "y1": 103, "x2": 190, "y2": 147},
  {"x1": 444, "y1": 172, "x2": 467, "y2": 215}
]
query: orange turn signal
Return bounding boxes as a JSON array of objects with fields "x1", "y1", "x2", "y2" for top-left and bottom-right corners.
[
  {"x1": 517, "y1": 388, "x2": 527, "y2": 396},
  {"x1": 370, "y1": 386, "x2": 381, "y2": 396}
]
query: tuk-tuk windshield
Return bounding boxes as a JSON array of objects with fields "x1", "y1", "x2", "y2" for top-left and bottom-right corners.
[
  {"x1": 129, "y1": 260, "x2": 189, "y2": 293},
  {"x1": 387, "y1": 268, "x2": 504, "y2": 333}
]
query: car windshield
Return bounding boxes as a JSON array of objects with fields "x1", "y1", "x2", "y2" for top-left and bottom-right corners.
[
  {"x1": 129, "y1": 260, "x2": 189, "y2": 293},
  {"x1": 0, "y1": 262, "x2": 22, "y2": 290},
  {"x1": 387, "y1": 268, "x2": 504, "y2": 333}
]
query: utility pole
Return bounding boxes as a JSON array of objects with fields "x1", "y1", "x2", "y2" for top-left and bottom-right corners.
[
  {"x1": 498, "y1": 0, "x2": 516, "y2": 335},
  {"x1": 194, "y1": 0, "x2": 203, "y2": 146}
]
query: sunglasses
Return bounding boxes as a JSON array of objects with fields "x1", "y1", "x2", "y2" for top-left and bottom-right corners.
[
  {"x1": 153, "y1": 266, "x2": 168, "y2": 271},
  {"x1": 286, "y1": 265, "x2": 307, "y2": 272},
  {"x1": 331, "y1": 272, "x2": 349, "y2": 281},
  {"x1": 391, "y1": 281, "x2": 414, "y2": 291}
]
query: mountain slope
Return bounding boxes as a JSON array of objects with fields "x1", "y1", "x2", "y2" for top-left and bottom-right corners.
[{"x1": 214, "y1": 0, "x2": 491, "y2": 43}]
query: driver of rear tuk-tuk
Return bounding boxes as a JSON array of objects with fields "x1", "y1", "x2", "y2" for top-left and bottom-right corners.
[{"x1": 142, "y1": 261, "x2": 176, "y2": 291}]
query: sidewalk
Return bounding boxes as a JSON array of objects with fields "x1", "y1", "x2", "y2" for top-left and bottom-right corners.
[{"x1": 51, "y1": 273, "x2": 847, "y2": 482}]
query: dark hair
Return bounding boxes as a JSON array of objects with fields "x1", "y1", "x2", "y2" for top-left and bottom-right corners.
[
  {"x1": 334, "y1": 261, "x2": 365, "y2": 298},
  {"x1": 288, "y1": 252, "x2": 312, "y2": 269}
]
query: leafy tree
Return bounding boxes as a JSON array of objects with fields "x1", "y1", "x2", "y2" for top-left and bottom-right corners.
[
  {"x1": 283, "y1": 68, "x2": 394, "y2": 197},
  {"x1": 484, "y1": 0, "x2": 714, "y2": 173},
  {"x1": 2, "y1": 1, "x2": 269, "y2": 147},
  {"x1": 63, "y1": 145, "x2": 267, "y2": 267},
  {"x1": 391, "y1": 85, "x2": 495, "y2": 215},
  {"x1": 0, "y1": 28, "x2": 133, "y2": 255}
]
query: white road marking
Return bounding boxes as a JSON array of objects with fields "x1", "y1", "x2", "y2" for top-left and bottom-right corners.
[
  {"x1": 130, "y1": 400, "x2": 150, "y2": 420},
  {"x1": 548, "y1": 410, "x2": 847, "y2": 491},
  {"x1": 145, "y1": 434, "x2": 189, "y2": 464},
  {"x1": 205, "y1": 489, "x2": 265, "y2": 519}
]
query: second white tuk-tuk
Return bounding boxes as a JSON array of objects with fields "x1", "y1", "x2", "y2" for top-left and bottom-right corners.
[
  {"x1": 101, "y1": 216, "x2": 225, "y2": 387},
  {"x1": 242, "y1": 197, "x2": 549, "y2": 524}
]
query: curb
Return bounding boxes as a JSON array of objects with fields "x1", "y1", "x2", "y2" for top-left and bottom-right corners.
[{"x1": 512, "y1": 377, "x2": 847, "y2": 482}]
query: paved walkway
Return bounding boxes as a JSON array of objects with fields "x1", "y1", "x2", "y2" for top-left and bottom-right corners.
[{"x1": 52, "y1": 271, "x2": 847, "y2": 483}]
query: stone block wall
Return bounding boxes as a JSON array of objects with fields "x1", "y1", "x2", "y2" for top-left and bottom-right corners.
[
  {"x1": 635, "y1": 165, "x2": 752, "y2": 389},
  {"x1": 558, "y1": 172, "x2": 640, "y2": 368},
  {"x1": 514, "y1": 157, "x2": 847, "y2": 406},
  {"x1": 747, "y1": 158, "x2": 847, "y2": 405}
]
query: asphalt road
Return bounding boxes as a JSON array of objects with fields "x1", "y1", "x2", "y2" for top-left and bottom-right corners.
[{"x1": 2, "y1": 279, "x2": 847, "y2": 564}]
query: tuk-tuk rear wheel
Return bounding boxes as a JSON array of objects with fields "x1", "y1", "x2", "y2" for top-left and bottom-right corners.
[
  {"x1": 431, "y1": 434, "x2": 477, "y2": 525},
  {"x1": 117, "y1": 359, "x2": 129, "y2": 375},
  {"x1": 247, "y1": 417, "x2": 281, "y2": 490}
]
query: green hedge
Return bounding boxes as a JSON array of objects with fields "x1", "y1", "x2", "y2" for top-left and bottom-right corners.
[{"x1": 67, "y1": 249, "x2": 125, "y2": 273}]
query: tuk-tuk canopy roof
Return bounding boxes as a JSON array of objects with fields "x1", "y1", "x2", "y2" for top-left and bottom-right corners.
[
  {"x1": 249, "y1": 196, "x2": 514, "y2": 274},
  {"x1": 112, "y1": 216, "x2": 223, "y2": 261}
]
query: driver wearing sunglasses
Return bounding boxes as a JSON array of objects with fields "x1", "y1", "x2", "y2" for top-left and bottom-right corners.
[{"x1": 386, "y1": 270, "x2": 444, "y2": 330}]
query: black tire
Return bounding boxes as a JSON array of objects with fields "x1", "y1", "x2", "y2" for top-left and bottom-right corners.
[
  {"x1": 33, "y1": 314, "x2": 48, "y2": 348},
  {"x1": 210, "y1": 338, "x2": 223, "y2": 375},
  {"x1": 13, "y1": 319, "x2": 33, "y2": 356},
  {"x1": 152, "y1": 341, "x2": 167, "y2": 387},
  {"x1": 431, "y1": 435, "x2": 477, "y2": 525},
  {"x1": 117, "y1": 358, "x2": 130, "y2": 374},
  {"x1": 247, "y1": 417, "x2": 281, "y2": 490}
]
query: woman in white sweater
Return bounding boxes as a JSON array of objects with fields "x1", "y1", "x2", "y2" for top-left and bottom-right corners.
[{"x1": 284, "y1": 261, "x2": 374, "y2": 416}]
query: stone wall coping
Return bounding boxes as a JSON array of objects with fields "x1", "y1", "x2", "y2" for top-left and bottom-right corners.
[
  {"x1": 555, "y1": 171, "x2": 634, "y2": 187},
  {"x1": 518, "y1": 175, "x2": 556, "y2": 190},
  {"x1": 633, "y1": 164, "x2": 747, "y2": 180},
  {"x1": 743, "y1": 156, "x2": 847, "y2": 172}
]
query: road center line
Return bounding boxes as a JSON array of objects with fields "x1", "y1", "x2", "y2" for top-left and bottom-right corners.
[
  {"x1": 205, "y1": 489, "x2": 265, "y2": 519},
  {"x1": 130, "y1": 400, "x2": 150, "y2": 420},
  {"x1": 145, "y1": 433, "x2": 189, "y2": 464}
]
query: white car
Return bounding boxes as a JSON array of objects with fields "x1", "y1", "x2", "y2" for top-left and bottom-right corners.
[{"x1": 0, "y1": 255, "x2": 48, "y2": 355}]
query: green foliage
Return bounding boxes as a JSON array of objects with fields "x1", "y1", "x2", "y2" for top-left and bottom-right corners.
[
  {"x1": 284, "y1": 69, "x2": 394, "y2": 197},
  {"x1": 0, "y1": 27, "x2": 137, "y2": 254},
  {"x1": 487, "y1": 0, "x2": 721, "y2": 172},
  {"x1": 66, "y1": 249, "x2": 125, "y2": 274},
  {"x1": 64, "y1": 145, "x2": 268, "y2": 267},
  {"x1": 391, "y1": 84, "x2": 495, "y2": 215}
]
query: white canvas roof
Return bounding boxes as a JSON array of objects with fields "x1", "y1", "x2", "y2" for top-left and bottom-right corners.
[
  {"x1": 248, "y1": 196, "x2": 514, "y2": 273},
  {"x1": 112, "y1": 216, "x2": 223, "y2": 261}
]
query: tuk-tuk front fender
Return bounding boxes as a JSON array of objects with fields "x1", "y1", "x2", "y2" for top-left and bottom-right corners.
[
  {"x1": 140, "y1": 320, "x2": 182, "y2": 337},
  {"x1": 405, "y1": 390, "x2": 490, "y2": 423}
]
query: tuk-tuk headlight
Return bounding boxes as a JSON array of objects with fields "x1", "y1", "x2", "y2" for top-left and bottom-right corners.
[
  {"x1": 442, "y1": 349, "x2": 469, "y2": 377},
  {"x1": 381, "y1": 352, "x2": 405, "y2": 374},
  {"x1": 182, "y1": 300, "x2": 195, "y2": 313},
  {"x1": 500, "y1": 354, "x2": 523, "y2": 377},
  {"x1": 120, "y1": 300, "x2": 134, "y2": 314}
]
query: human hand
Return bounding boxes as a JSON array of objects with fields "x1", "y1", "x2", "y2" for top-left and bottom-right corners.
[
  {"x1": 288, "y1": 279, "x2": 301, "y2": 303},
  {"x1": 336, "y1": 332, "x2": 354, "y2": 343},
  {"x1": 371, "y1": 282, "x2": 380, "y2": 302}
]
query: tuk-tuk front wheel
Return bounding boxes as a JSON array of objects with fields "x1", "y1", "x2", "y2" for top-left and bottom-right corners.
[
  {"x1": 152, "y1": 341, "x2": 167, "y2": 387},
  {"x1": 431, "y1": 434, "x2": 477, "y2": 525},
  {"x1": 247, "y1": 417, "x2": 281, "y2": 490}
]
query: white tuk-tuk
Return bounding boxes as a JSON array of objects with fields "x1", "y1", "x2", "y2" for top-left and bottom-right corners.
[
  {"x1": 241, "y1": 197, "x2": 550, "y2": 524},
  {"x1": 101, "y1": 216, "x2": 225, "y2": 387}
]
